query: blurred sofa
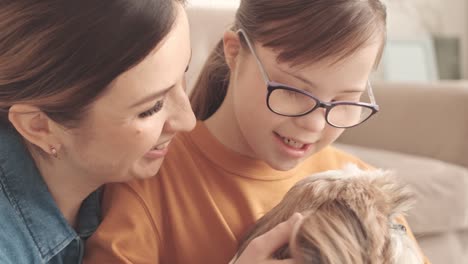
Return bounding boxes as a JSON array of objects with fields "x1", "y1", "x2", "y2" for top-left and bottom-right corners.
[
  {"x1": 186, "y1": 4, "x2": 468, "y2": 264},
  {"x1": 337, "y1": 81, "x2": 468, "y2": 264}
]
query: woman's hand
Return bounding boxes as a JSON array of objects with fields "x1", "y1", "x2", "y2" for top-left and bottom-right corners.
[{"x1": 232, "y1": 213, "x2": 303, "y2": 264}]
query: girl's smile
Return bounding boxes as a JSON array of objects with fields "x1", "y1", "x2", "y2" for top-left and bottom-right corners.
[{"x1": 273, "y1": 131, "x2": 314, "y2": 159}]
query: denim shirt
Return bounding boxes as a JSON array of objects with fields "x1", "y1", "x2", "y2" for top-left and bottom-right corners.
[{"x1": 0, "y1": 125, "x2": 101, "y2": 264}]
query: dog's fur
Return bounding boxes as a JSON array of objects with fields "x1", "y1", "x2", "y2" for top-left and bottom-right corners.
[{"x1": 235, "y1": 164, "x2": 423, "y2": 264}]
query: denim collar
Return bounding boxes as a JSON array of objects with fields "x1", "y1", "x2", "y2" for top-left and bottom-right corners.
[{"x1": 0, "y1": 125, "x2": 101, "y2": 262}]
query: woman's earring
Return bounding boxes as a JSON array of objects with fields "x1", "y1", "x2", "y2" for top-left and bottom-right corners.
[{"x1": 50, "y1": 146, "x2": 58, "y2": 158}]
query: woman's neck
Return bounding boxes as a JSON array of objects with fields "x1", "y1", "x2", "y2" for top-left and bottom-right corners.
[{"x1": 31, "y1": 151, "x2": 99, "y2": 229}]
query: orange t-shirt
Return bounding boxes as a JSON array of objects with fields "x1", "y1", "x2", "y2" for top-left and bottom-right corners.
[{"x1": 84, "y1": 122, "x2": 429, "y2": 264}]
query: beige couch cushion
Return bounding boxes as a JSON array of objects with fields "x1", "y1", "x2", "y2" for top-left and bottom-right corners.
[
  {"x1": 335, "y1": 143, "x2": 468, "y2": 234},
  {"x1": 417, "y1": 231, "x2": 468, "y2": 264},
  {"x1": 338, "y1": 82, "x2": 468, "y2": 169}
]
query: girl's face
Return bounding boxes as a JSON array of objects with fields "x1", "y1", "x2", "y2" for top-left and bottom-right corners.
[
  {"x1": 57, "y1": 5, "x2": 195, "y2": 185},
  {"x1": 221, "y1": 34, "x2": 381, "y2": 171}
]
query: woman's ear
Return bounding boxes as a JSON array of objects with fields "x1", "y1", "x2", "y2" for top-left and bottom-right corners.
[
  {"x1": 223, "y1": 30, "x2": 242, "y2": 70},
  {"x1": 8, "y1": 104, "x2": 61, "y2": 156}
]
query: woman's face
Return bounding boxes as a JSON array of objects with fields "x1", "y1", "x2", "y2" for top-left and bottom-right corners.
[
  {"x1": 59, "y1": 5, "x2": 195, "y2": 184},
  {"x1": 224, "y1": 36, "x2": 381, "y2": 171}
]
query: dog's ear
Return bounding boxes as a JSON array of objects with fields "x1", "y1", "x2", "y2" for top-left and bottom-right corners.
[
  {"x1": 338, "y1": 168, "x2": 415, "y2": 218},
  {"x1": 328, "y1": 169, "x2": 416, "y2": 260},
  {"x1": 372, "y1": 175, "x2": 424, "y2": 264},
  {"x1": 370, "y1": 173, "x2": 416, "y2": 218}
]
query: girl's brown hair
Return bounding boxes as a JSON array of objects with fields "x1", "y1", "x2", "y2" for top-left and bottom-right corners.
[
  {"x1": 0, "y1": 0, "x2": 184, "y2": 127},
  {"x1": 235, "y1": 167, "x2": 423, "y2": 264},
  {"x1": 190, "y1": 0, "x2": 387, "y2": 120}
]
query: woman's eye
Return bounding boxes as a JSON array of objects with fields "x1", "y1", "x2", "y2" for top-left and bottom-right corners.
[{"x1": 138, "y1": 100, "x2": 164, "y2": 118}]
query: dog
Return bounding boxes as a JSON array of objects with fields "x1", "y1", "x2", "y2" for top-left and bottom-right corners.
[{"x1": 233, "y1": 164, "x2": 424, "y2": 264}]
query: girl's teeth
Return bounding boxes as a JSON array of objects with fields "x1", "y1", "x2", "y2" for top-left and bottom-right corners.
[
  {"x1": 154, "y1": 142, "x2": 168, "y2": 150},
  {"x1": 282, "y1": 137, "x2": 304, "y2": 149}
]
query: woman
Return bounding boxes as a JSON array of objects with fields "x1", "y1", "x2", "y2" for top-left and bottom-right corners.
[{"x1": 0, "y1": 1, "x2": 285, "y2": 263}]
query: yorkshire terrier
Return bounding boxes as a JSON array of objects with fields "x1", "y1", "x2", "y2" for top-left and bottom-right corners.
[{"x1": 234, "y1": 164, "x2": 423, "y2": 264}]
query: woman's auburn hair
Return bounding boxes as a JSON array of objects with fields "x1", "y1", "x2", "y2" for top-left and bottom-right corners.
[{"x1": 0, "y1": 0, "x2": 184, "y2": 127}]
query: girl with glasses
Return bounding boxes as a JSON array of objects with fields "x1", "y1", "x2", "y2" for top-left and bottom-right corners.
[{"x1": 86, "y1": 0, "x2": 430, "y2": 263}]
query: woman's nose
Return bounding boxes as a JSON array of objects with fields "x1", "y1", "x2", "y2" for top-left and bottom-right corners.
[{"x1": 164, "y1": 85, "x2": 196, "y2": 133}]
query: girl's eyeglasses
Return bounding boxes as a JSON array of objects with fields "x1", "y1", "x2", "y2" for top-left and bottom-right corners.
[{"x1": 237, "y1": 29, "x2": 379, "y2": 128}]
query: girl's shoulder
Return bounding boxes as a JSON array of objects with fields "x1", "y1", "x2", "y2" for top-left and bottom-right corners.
[{"x1": 308, "y1": 145, "x2": 372, "y2": 171}]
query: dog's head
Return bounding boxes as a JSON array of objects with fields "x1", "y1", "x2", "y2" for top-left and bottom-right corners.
[{"x1": 236, "y1": 164, "x2": 423, "y2": 264}]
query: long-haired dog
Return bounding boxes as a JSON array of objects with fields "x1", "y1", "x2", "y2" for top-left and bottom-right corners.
[{"x1": 233, "y1": 164, "x2": 424, "y2": 264}]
